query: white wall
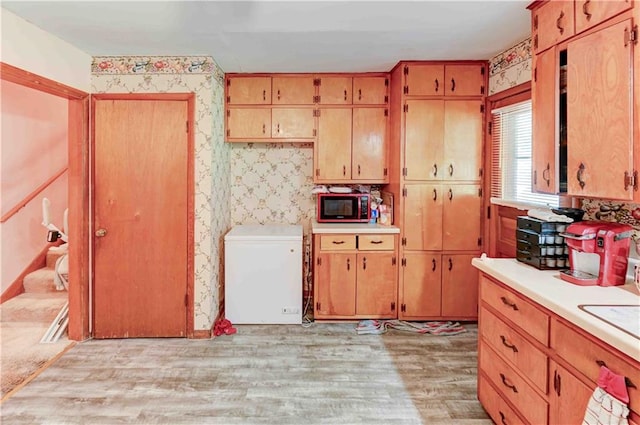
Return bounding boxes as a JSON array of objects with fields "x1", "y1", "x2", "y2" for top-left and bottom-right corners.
[{"x1": 0, "y1": 7, "x2": 91, "y2": 92}]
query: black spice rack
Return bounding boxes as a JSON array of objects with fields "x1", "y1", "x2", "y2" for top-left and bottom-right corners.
[{"x1": 516, "y1": 216, "x2": 569, "y2": 270}]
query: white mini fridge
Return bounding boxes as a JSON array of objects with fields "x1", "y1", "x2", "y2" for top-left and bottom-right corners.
[{"x1": 224, "y1": 224, "x2": 302, "y2": 324}]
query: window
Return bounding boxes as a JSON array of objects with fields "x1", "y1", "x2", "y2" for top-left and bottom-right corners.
[{"x1": 491, "y1": 100, "x2": 559, "y2": 207}]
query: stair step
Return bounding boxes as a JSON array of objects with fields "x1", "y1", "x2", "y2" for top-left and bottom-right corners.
[
  {"x1": 22, "y1": 268, "x2": 60, "y2": 293},
  {"x1": 1, "y1": 292, "x2": 67, "y2": 323},
  {"x1": 46, "y1": 247, "x2": 67, "y2": 269}
]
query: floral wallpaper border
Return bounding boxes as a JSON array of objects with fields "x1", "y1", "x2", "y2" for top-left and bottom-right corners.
[
  {"x1": 489, "y1": 38, "x2": 531, "y2": 76},
  {"x1": 488, "y1": 37, "x2": 532, "y2": 95},
  {"x1": 92, "y1": 56, "x2": 224, "y2": 84}
]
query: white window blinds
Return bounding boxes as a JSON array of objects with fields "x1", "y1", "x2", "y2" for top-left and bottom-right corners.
[{"x1": 491, "y1": 101, "x2": 559, "y2": 207}]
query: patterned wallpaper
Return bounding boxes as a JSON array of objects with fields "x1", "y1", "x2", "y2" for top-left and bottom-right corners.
[
  {"x1": 92, "y1": 56, "x2": 229, "y2": 332},
  {"x1": 488, "y1": 37, "x2": 532, "y2": 95}
]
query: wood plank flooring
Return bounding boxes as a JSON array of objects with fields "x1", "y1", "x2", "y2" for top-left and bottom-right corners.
[{"x1": 0, "y1": 323, "x2": 490, "y2": 424}]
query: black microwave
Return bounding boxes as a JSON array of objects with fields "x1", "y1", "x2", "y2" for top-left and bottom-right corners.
[{"x1": 317, "y1": 193, "x2": 370, "y2": 223}]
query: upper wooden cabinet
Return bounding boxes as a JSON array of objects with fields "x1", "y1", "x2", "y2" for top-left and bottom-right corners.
[
  {"x1": 227, "y1": 77, "x2": 271, "y2": 104},
  {"x1": 532, "y1": 0, "x2": 575, "y2": 54},
  {"x1": 317, "y1": 76, "x2": 352, "y2": 105},
  {"x1": 272, "y1": 76, "x2": 315, "y2": 104},
  {"x1": 575, "y1": 0, "x2": 632, "y2": 34},
  {"x1": 271, "y1": 108, "x2": 315, "y2": 139},
  {"x1": 404, "y1": 63, "x2": 485, "y2": 97},
  {"x1": 353, "y1": 76, "x2": 389, "y2": 104}
]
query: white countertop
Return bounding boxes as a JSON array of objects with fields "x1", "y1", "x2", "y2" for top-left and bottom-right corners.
[
  {"x1": 472, "y1": 257, "x2": 640, "y2": 362},
  {"x1": 311, "y1": 221, "x2": 400, "y2": 234}
]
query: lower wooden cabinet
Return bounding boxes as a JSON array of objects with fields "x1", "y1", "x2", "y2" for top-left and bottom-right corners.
[
  {"x1": 313, "y1": 233, "x2": 398, "y2": 319},
  {"x1": 399, "y1": 253, "x2": 478, "y2": 319},
  {"x1": 549, "y1": 360, "x2": 594, "y2": 425}
]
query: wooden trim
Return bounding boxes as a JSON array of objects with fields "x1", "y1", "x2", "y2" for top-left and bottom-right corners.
[
  {"x1": 0, "y1": 62, "x2": 86, "y2": 100},
  {"x1": 192, "y1": 329, "x2": 212, "y2": 339},
  {"x1": 0, "y1": 244, "x2": 51, "y2": 303},
  {"x1": 90, "y1": 93, "x2": 196, "y2": 339},
  {"x1": 486, "y1": 81, "x2": 532, "y2": 104},
  {"x1": 0, "y1": 167, "x2": 68, "y2": 223}
]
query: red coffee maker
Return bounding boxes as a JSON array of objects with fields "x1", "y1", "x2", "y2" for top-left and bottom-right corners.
[{"x1": 560, "y1": 221, "x2": 633, "y2": 287}]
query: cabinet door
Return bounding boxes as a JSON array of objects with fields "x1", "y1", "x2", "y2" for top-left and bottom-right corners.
[
  {"x1": 355, "y1": 252, "x2": 397, "y2": 316},
  {"x1": 226, "y1": 108, "x2": 271, "y2": 140},
  {"x1": 314, "y1": 253, "x2": 356, "y2": 317},
  {"x1": 271, "y1": 108, "x2": 315, "y2": 139},
  {"x1": 315, "y1": 108, "x2": 352, "y2": 182},
  {"x1": 575, "y1": 0, "x2": 632, "y2": 34},
  {"x1": 532, "y1": 47, "x2": 559, "y2": 194},
  {"x1": 272, "y1": 76, "x2": 315, "y2": 105},
  {"x1": 405, "y1": 64, "x2": 444, "y2": 96},
  {"x1": 404, "y1": 100, "x2": 444, "y2": 180},
  {"x1": 401, "y1": 252, "x2": 441, "y2": 318},
  {"x1": 533, "y1": 1, "x2": 575, "y2": 53},
  {"x1": 353, "y1": 76, "x2": 388, "y2": 104},
  {"x1": 444, "y1": 64, "x2": 485, "y2": 97},
  {"x1": 227, "y1": 77, "x2": 271, "y2": 105},
  {"x1": 442, "y1": 184, "x2": 482, "y2": 251},
  {"x1": 352, "y1": 107, "x2": 388, "y2": 181},
  {"x1": 318, "y1": 76, "x2": 352, "y2": 105},
  {"x1": 567, "y1": 19, "x2": 634, "y2": 200},
  {"x1": 441, "y1": 254, "x2": 478, "y2": 318},
  {"x1": 443, "y1": 100, "x2": 483, "y2": 181},
  {"x1": 403, "y1": 184, "x2": 443, "y2": 251},
  {"x1": 549, "y1": 361, "x2": 593, "y2": 425}
]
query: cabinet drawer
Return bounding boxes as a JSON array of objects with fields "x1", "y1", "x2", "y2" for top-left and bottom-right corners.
[
  {"x1": 478, "y1": 374, "x2": 526, "y2": 425},
  {"x1": 551, "y1": 319, "x2": 640, "y2": 413},
  {"x1": 319, "y1": 235, "x2": 356, "y2": 251},
  {"x1": 481, "y1": 341, "x2": 548, "y2": 425},
  {"x1": 480, "y1": 275, "x2": 549, "y2": 345},
  {"x1": 358, "y1": 234, "x2": 394, "y2": 251},
  {"x1": 480, "y1": 306, "x2": 548, "y2": 393}
]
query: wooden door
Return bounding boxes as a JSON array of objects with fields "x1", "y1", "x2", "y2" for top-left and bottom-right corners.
[
  {"x1": 227, "y1": 76, "x2": 271, "y2": 104},
  {"x1": 314, "y1": 253, "x2": 356, "y2": 317},
  {"x1": 575, "y1": 0, "x2": 632, "y2": 34},
  {"x1": 355, "y1": 253, "x2": 396, "y2": 316},
  {"x1": 353, "y1": 76, "x2": 388, "y2": 104},
  {"x1": 443, "y1": 100, "x2": 483, "y2": 181},
  {"x1": 534, "y1": 0, "x2": 575, "y2": 53},
  {"x1": 272, "y1": 76, "x2": 315, "y2": 105},
  {"x1": 403, "y1": 184, "x2": 443, "y2": 251},
  {"x1": 315, "y1": 108, "x2": 352, "y2": 182},
  {"x1": 549, "y1": 361, "x2": 593, "y2": 425},
  {"x1": 226, "y1": 108, "x2": 271, "y2": 140},
  {"x1": 352, "y1": 107, "x2": 387, "y2": 181},
  {"x1": 532, "y1": 47, "x2": 558, "y2": 194},
  {"x1": 567, "y1": 19, "x2": 633, "y2": 199},
  {"x1": 404, "y1": 100, "x2": 444, "y2": 180},
  {"x1": 441, "y1": 254, "x2": 478, "y2": 318},
  {"x1": 405, "y1": 64, "x2": 444, "y2": 96},
  {"x1": 318, "y1": 76, "x2": 352, "y2": 104},
  {"x1": 271, "y1": 108, "x2": 315, "y2": 139},
  {"x1": 444, "y1": 64, "x2": 485, "y2": 97},
  {"x1": 93, "y1": 99, "x2": 188, "y2": 338},
  {"x1": 401, "y1": 253, "x2": 441, "y2": 318},
  {"x1": 442, "y1": 184, "x2": 482, "y2": 251}
]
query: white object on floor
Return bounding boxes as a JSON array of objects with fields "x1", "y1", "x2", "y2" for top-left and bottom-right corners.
[
  {"x1": 225, "y1": 224, "x2": 302, "y2": 324},
  {"x1": 527, "y1": 208, "x2": 574, "y2": 223}
]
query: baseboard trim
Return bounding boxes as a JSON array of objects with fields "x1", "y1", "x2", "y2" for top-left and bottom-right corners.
[
  {"x1": 1, "y1": 244, "x2": 54, "y2": 303},
  {"x1": 192, "y1": 329, "x2": 212, "y2": 339}
]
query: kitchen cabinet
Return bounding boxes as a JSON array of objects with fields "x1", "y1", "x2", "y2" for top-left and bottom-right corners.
[
  {"x1": 404, "y1": 63, "x2": 484, "y2": 97},
  {"x1": 226, "y1": 108, "x2": 271, "y2": 140},
  {"x1": 271, "y1": 108, "x2": 315, "y2": 139},
  {"x1": 567, "y1": 18, "x2": 634, "y2": 199},
  {"x1": 353, "y1": 76, "x2": 389, "y2": 104},
  {"x1": 272, "y1": 76, "x2": 315, "y2": 104},
  {"x1": 226, "y1": 76, "x2": 271, "y2": 104},
  {"x1": 404, "y1": 100, "x2": 483, "y2": 181},
  {"x1": 226, "y1": 108, "x2": 315, "y2": 140},
  {"x1": 549, "y1": 360, "x2": 594, "y2": 425},
  {"x1": 313, "y1": 233, "x2": 398, "y2": 320},
  {"x1": 575, "y1": 0, "x2": 632, "y2": 34},
  {"x1": 403, "y1": 183, "x2": 482, "y2": 251},
  {"x1": 400, "y1": 253, "x2": 478, "y2": 318},
  {"x1": 317, "y1": 76, "x2": 352, "y2": 105},
  {"x1": 315, "y1": 107, "x2": 388, "y2": 183},
  {"x1": 532, "y1": 0, "x2": 575, "y2": 54}
]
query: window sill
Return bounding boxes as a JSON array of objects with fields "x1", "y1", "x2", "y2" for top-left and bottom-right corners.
[{"x1": 490, "y1": 197, "x2": 557, "y2": 211}]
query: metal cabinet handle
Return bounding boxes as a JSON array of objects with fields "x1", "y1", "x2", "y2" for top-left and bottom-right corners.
[
  {"x1": 448, "y1": 163, "x2": 454, "y2": 177},
  {"x1": 500, "y1": 335, "x2": 519, "y2": 353},
  {"x1": 577, "y1": 163, "x2": 586, "y2": 189},
  {"x1": 448, "y1": 258, "x2": 453, "y2": 271},
  {"x1": 347, "y1": 258, "x2": 350, "y2": 270},
  {"x1": 370, "y1": 240, "x2": 383, "y2": 244},
  {"x1": 363, "y1": 257, "x2": 367, "y2": 270},
  {"x1": 543, "y1": 163, "x2": 551, "y2": 187},
  {"x1": 583, "y1": 0, "x2": 592, "y2": 20},
  {"x1": 596, "y1": 360, "x2": 637, "y2": 389},
  {"x1": 358, "y1": 89, "x2": 362, "y2": 101},
  {"x1": 432, "y1": 258, "x2": 436, "y2": 271},
  {"x1": 432, "y1": 188, "x2": 437, "y2": 201},
  {"x1": 332, "y1": 240, "x2": 345, "y2": 245},
  {"x1": 499, "y1": 411, "x2": 508, "y2": 425},
  {"x1": 262, "y1": 124, "x2": 266, "y2": 134},
  {"x1": 451, "y1": 78, "x2": 456, "y2": 92},
  {"x1": 556, "y1": 11, "x2": 565, "y2": 35},
  {"x1": 500, "y1": 296, "x2": 519, "y2": 311},
  {"x1": 435, "y1": 79, "x2": 439, "y2": 92},
  {"x1": 499, "y1": 373, "x2": 518, "y2": 393},
  {"x1": 433, "y1": 163, "x2": 438, "y2": 177},
  {"x1": 344, "y1": 90, "x2": 347, "y2": 101},
  {"x1": 276, "y1": 123, "x2": 280, "y2": 134},
  {"x1": 343, "y1": 165, "x2": 346, "y2": 176},
  {"x1": 263, "y1": 90, "x2": 266, "y2": 101},
  {"x1": 95, "y1": 228, "x2": 107, "y2": 237},
  {"x1": 277, "y1": 89, "x2": 281, "y2": 100},
  {"x1": 358, "y1": 164, "x2": 361, "y2": 175},
  {"x1": 448, "y1": 188, "x2": 453, "y2": 201}
]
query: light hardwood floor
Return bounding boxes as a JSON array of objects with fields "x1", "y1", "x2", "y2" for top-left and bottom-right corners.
[{"x1": 0, "y1": 323, "x2": 490, "y2": 424}]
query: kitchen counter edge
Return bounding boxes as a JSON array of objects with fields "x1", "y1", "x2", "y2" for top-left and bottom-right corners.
[{"x1": 311, "y1": 222, "x2": 400, "y2": 234}]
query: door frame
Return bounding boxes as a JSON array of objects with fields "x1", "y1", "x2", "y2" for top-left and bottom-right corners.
[
  {"x1": 91, "y1": 93, "x2": 195, "y2": 338},
  {"x1": 0, "y1": 62, "x2": 91, "y2": 340}
]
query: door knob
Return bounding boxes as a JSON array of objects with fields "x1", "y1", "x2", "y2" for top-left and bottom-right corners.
[{"x1": 95, "y1": 228, "x2": 107, "y2": 237}]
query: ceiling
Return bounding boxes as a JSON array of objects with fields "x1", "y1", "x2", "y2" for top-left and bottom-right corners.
[{"x1": 2, "y1": 1, "x2": 532, "y2": 73}]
